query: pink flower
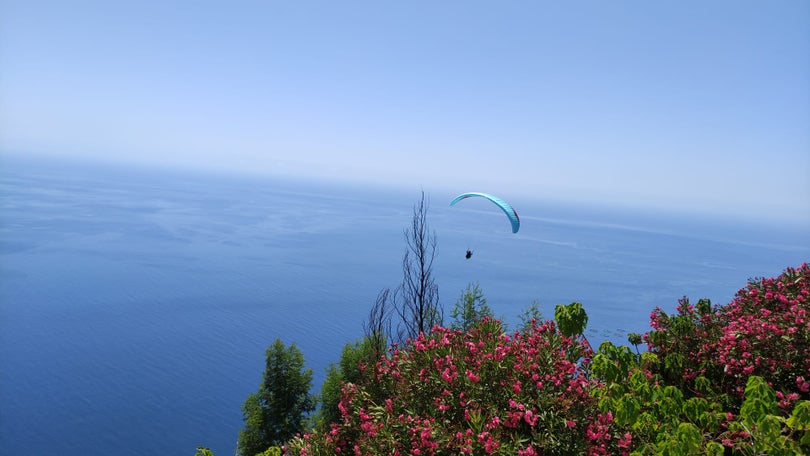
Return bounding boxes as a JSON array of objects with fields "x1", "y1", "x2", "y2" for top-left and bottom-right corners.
[
  {"x1": 523, "y1": 409, "x2": 537, "y2": 426},
  {"x1": 442, "y1": 368, "x2": 453, "y2": 382},
  {"x1": 618, "y1": 432, "x2": 632, "y2": 449},
  {"x1": 517, "y1": 446, "x2": 537, "y2": 456},
  {"x1": 797, "y1": 376, "x2": 810, "y2": 393},
  {"x1": 477, "y1": 431, "x2": 500, "y2": 454}
]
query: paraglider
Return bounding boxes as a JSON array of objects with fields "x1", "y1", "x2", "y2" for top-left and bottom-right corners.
[
  {"x1": 450, "y1": 192, "x2": 520, "y2": 234},
  {"x1": 465, "y1": 249, "x2": 473, "y2": 259}
]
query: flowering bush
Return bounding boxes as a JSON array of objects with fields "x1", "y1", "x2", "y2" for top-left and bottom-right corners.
[
  {"x1": 644, "y1": 296, "x2": 725, "y2": 392},
  {"x1": 285, "y1": 312, "x2": 630, "y2": 455},
  {"x1": 585, "y1": 264, "x2": 810, "y2": 453},
  {"x1": 646, "y1": 263, "x2": 810, "y2": 408},
  {"x1": 592, "y1": 340, "x2": 731, "y2": 453},
  {"x1": 717, "y1": 264, "x2": 810, "y2": 404},
  {"x1": 204, "y1": 265, "x2": 810, "y2": 456}
]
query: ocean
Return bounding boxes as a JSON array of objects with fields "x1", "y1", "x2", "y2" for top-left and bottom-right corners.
[{"x1": 1, "y1": 156, "x2": 807, "y2": 455}]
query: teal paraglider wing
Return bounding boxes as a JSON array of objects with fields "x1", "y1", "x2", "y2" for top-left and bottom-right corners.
[{"x1": 450, "y1": 192, "x2": 520, "y2": 233}]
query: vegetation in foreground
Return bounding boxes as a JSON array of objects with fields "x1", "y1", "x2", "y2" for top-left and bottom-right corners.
[
  {"x1": 193, "y1": 263, "x2": 809, "y2": 456},
  {"x1": 198, "y1": 196, "x2": 809, "y2": 455}
]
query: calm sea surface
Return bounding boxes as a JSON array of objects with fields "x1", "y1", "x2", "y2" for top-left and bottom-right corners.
[{"x1": 1, "y1": 157, "x2": 807, "y2": 455}]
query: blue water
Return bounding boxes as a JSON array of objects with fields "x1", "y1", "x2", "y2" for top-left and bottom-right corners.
[{"x1": 1, "y1": 156, "x2": 807, "y2": 455}]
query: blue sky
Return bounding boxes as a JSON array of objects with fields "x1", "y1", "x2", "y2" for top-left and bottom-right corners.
[{"x1": 1, "y1": 1, "x2": 808, "y2": 222}]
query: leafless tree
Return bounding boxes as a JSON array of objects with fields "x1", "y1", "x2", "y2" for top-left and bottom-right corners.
[
  {"x1": 363, "y1": 287, "x2": 393, "y2": 360},
  {"x1": 395, "y1": 190, "x2": 441, "y2": 342}
]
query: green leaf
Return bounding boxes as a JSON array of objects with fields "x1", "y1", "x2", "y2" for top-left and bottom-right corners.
[
  {"x1": 694, "y1": 376, "x2": 712, "y2": 395},
  {"x1": 663, "y1": 353, "x2": 684, "y2": 374},
  {"x1": 675, "y1": 422, "x2": 702, "y2": 453},
  {"x1": 467, "y1": 408, "x2": 484, "y2": 434},
  {"x1": 705, "y1": 441, "x2": 724, "y2": 456},
  {"x1": 740, "y1": 376, "x2": 776, "y2": 427},
  {"x1": 682, "y1": 398, "x2": 708, "y2": 423},
  {"x1": 640, "y1": 351, "x2": 658, "y2": 365},
  {"x1": 787, "y1": 401, "x2": 810, "y2": 431},
  {"x1": 741, "y1": 398, "x2": 772, "y2": 428},
  {"x1": 663, "y1": 385, "x2": 684, "y2": 402},
  {"x1": 592, "y1": 353, "x2": 619, "y2": 383},
  {"x1": 744, "y1": 376, "x2": 777, "y2": 405},
  {"x1": 758, "y1": 415, "x2": 783, "y2": 442},
  {"x1": 615, "y1": 394, "x2": 641, "y2": 426},
  {"x1": 554, "y1": 302, "x2": 588, "y2": 337},
  {"x1": 800, "y1": 429, "x2": 810, "y2": 446},
  {"x1": 696, "y1": 299, "x2": 712, "y2": 316},
  {"x1": 632, "y1": 412, "x2": 659, "y2": 434}
]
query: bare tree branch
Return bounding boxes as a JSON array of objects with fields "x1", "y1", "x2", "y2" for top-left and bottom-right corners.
[
  {"x1": 395, "y1": 190, "x2": 441, "y2": 342},
  {"x1": 363, "y1": 287, "x2": 392, "y2": 360}
]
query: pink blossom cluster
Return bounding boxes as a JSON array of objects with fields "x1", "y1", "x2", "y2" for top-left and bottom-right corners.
[
  {"x1": 584, "y1": 411, "x2": 614, "y2": 455},
  {"x1": 647, "y1": 263, "x2": 810, "y2": 406},
  {"x1": 281, "y1": 266, "x2": 810, "y2": 455},
  {"x1": 288, "y1": 318, "x2": 628, "y2": 454},
  {"x1": 716, "y1": 264, "x2": 810, "y2": 401}
]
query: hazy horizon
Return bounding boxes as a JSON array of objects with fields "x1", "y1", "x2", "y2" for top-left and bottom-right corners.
[
  {"x1": 1, "y1": 1, "x2": 808, "y2": 223},
  {"x1": 4, "y1": 150, "x2": 810, "y2": 233}
]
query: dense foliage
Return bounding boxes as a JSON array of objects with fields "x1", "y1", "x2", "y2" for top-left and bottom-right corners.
[
  {"x1": 286, "y1": 312, "x2": 613, "y2": 455},
  {"x1": 216, "y1": 264, "x2": 810, "y2": 455},
  {"x1": 315, "y1": 336, "x2": 386, "y2": 430},
  {"x1": 645, "y1": 263, "x2": 810, "y2": 407},
  {"x1": 237, "y1": 339, "x2": 316, "y2": 456},
  {"x1": 594, "y1": 262, "x2": 810, "y2": 454}
]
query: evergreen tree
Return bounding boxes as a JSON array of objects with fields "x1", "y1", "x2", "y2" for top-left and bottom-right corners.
[
  {"x1": 238, "y1": 339, "x2": 315, "y2": 456},
  {"x1": 450, "y1": 282, "x2": 493, "y2": 332},
  {"x1": 517, "y1": 299, "x2": 544, "y2": 332},
  {"x1": 316, "y1": 335, "x2": 388, "y2": 429}
]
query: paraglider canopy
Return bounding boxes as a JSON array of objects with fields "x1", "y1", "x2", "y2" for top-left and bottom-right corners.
[{"x1": 450, "y1": 192, "x2": 520, "y2": 233}]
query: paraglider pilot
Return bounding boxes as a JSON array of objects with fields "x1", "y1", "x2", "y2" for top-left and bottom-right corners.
[{"x1": 465, "y1": 250, "x2": 473, "y2": 259}]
